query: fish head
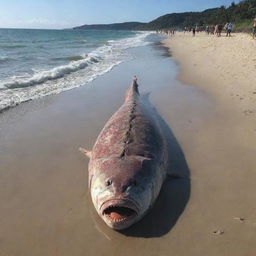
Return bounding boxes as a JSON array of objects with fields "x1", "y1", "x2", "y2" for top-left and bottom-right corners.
[{"x1": 89, "y1": 156, "x2": 159, "y2": 230}]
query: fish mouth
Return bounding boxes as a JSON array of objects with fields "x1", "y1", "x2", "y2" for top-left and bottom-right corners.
[{"x1": 100, "y1": 199, "x2": 139, "y2": 229}]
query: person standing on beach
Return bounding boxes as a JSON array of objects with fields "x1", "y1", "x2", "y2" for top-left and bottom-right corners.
[
  {"x1": 192, "y1": 27, "x2": 196, "y2": 36},
  {"x1": 214, "y1": 24, "x2": 218, "y2": 35},
  {"x1": 216, "y1": 24, "x2": 223, "y2": 37},
  {"x1": 224, "y1": 23, "x2": 228, "y2": 32},
  {"x1": 253, "y1": 17, "x2": 256, "y2": 39},
  {"x1": 226, "y1": 23, "x2": 233, "y2": 37}
]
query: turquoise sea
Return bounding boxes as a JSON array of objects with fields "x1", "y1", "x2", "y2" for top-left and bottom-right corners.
[{"x1": 0, "y1": 29, "x2": 153, "y2": 111}]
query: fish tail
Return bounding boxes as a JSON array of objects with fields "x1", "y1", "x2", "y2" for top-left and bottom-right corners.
[
  {"x1": 125, "y1": 76, "x2": 140, "y2": 101},
  {"x1": 132, "y1": 76, "x2": 139, "y2": 94}
]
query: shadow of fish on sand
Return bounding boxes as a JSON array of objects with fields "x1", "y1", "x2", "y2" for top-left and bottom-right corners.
[{"x1": 118, "y1": 93, "x2": 191, "y2": 238}]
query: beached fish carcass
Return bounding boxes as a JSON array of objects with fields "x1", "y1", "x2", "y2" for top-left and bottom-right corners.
[{"x1": 80, "y1": 77, "x2": 168, "y2": 230}]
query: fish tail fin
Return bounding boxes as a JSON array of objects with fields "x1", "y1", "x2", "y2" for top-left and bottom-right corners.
[
  {"x1": 132, "y1": 76, "x2": 139, "y2": 94},
  {"x1": 125, "y1": 76, "x2": 140, "y2": 101}
]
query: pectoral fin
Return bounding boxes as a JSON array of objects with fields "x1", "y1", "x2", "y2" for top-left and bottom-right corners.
[{"x1": 79, "y1": 147, "x2": 92, "y2": 158}]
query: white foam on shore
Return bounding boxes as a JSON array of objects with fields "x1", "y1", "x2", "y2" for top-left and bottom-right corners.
[{"x1": 0, "y1": 32, "x2": 152, "y2": 112}]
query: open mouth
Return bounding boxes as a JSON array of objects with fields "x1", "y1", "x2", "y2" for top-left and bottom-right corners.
[
  {"x1": 101, "y1": 199, "x2": 138, "y2": 224},
  {"x1": 103, "y1": 205, "x2": 137, "y2": 222}
]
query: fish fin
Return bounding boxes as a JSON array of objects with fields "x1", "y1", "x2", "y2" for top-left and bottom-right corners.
[
  {"x1": 125, "y1": 76, "x2": 140, "y2": 101},
  {"x1": 132, "y1": 76, "x2": 139, "y2": 94},
  {"x1": 134, "y1": 155, "x2": 152, "y2": 162},
  {"x1": 79, "y1": 147, "x2": 92, "y2": 158}
]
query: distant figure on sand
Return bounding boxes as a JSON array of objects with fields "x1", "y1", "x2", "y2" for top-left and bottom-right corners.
[
  {"x1": 206, "y1": 25, "x2": 210, "y2": 35},
  {"x1": 210, "y1": 25, "x2": 215, "y2": 35},
  {"x1": 224, "y1": 23, "x2": 228, "y2": 30},
  {"x1": 214, "y1": 24, "x2": 218, "y2": 35},
  {"x1": 216, "y1": 24, "x2": 223, "y2": 37},
  {"x1": 226, "y1": 23, "x2": 233, "y2": 37},
  {"x1": 253, "y1": 17, "x2": 256, "y2": 39},
  {"x1": 192, "y1": 27, "x2": 196, "y2": 36}
]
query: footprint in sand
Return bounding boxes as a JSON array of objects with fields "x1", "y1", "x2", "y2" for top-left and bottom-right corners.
[
  {"x1": 212, "y1": 230, "x2": 224, "y2": 235},
  {"x1": 243, "y1": 109, "x2": 254, "y2": 115},
  {"x1": 233, "y1": 217, "x2": 246, "y2": 223}
]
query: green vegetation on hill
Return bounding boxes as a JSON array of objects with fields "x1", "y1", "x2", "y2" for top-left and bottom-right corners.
[
  {"x1": 74, "y1": 0, "x2": 256, "y2": 31},
  {"x1": 140, "y1": 0, "x2": 256, "y2": 31}
]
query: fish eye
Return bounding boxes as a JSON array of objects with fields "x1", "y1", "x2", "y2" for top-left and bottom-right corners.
[{"x1": 105, "y1": 179, "x2": 112, "y2": 187}]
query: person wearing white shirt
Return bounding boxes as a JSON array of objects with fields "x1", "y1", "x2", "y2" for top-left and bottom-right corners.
[{"x1": 226, "y1": 23, "x2": 233, "y2": 37}]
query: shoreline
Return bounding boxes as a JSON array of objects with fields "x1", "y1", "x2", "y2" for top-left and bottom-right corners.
[
  {"x1": 0, "y1": 43, "x2": 196, "y2": 255},
  {"x1": 1, "y1": 34, "x2": 256, "y2": 255}
]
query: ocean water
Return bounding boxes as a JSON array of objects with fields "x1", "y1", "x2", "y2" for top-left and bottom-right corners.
[{"x1": 0, "y1": 29, "x2": 152, "y2": 111}]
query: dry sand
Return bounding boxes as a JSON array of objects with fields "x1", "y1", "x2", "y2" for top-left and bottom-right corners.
[{"x1": 163, "y1": 32, "x2": 256, "y2": 119}]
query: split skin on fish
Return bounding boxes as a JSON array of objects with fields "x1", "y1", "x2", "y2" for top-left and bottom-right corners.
[{"x1": 80, "y1": 77, "x2": 171, "y2": 230}]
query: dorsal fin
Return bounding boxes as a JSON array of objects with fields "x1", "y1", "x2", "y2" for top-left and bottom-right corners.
[
  {"x1": 132, "y1": 76, "x2": 139, "y2": 94},
  {"x1": 125, "y1": 76, "x2": 140, "y2": 101}
]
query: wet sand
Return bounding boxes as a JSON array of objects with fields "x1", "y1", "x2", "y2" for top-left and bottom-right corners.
[{"x1": 0, "y1": 40, "x2": 256, "y2": 255}]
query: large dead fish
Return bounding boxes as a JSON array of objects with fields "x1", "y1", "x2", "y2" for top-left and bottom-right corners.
[{"x1": 80, "y1": 77, "x2": 168, "y2": 230}]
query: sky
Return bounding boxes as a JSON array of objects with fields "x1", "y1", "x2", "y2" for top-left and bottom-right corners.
[{"x1": 0, "y1": 0, "x2": 240, "y2": 29}]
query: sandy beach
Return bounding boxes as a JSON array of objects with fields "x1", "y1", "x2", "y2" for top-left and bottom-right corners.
[
  {"x1": 163, "y1": 32, "x2": 256, "y2": 255},
  {"x1": 0, "y1": 33, "x2": 256, "y2": 256}
]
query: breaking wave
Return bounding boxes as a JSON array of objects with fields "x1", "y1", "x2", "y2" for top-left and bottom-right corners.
[
  {"x1": 0, "y1": 32, "x2": 152, "y2": 112},
  {"x1": 4, "y1": 56, "x2": 100, "y2": 89}
]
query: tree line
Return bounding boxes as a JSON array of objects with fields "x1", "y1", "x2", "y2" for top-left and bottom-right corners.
[{"x1": 140, "y1": 0, "x2": 256, "y2": 31}]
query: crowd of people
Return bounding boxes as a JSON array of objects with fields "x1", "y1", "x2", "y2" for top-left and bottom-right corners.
[
  {"x1": 157, "y1": 17, "x2": 256, "y2": 39},
  {"x1": 184, "y1": 23, "x2": 234, "y2": 37}
]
